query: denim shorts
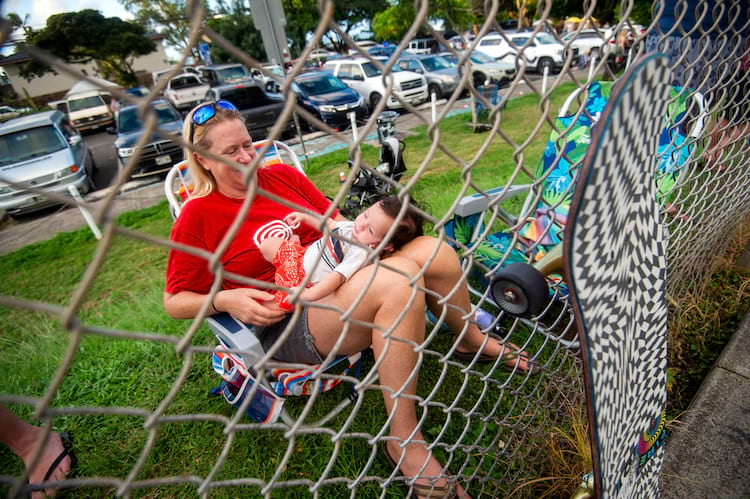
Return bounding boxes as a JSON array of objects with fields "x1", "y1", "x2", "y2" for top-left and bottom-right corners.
[{"x1": 254, "y1": 308, "x2": 323, "y2": 364}]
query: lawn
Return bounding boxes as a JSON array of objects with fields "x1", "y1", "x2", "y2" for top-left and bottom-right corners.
[{"x1": 1, "y1": 82, "x2": 746, "y2": 498}]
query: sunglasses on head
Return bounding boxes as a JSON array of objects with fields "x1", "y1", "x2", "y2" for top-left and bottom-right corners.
[{"x1": 189, "y1": 100, "x2": 238, "y2": 143}]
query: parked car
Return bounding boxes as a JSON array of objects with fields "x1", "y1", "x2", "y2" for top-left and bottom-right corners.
[
  {"x1": 290, "y1": 70, "x2": 368, "y2": 131},
  {"x1": 561, "y1": 29, "x2": 614, "y2": 59},
  {"x1": 200, "y1": 64, "x2": 255, "y2": 87},
  {"x1": 163, "y1": 73, "x2": 210, "y2": 112},
  {"x1": 0, "y1": 110, "x2": 95, "y2": 215},
  {"x1": 64, "y1": 90, "x2": 114, "y2": 133},
  {"x1": 0, "y1": 105, "x2": 32, "y2": 122},
  {"x1": 108, "y1": 99, "x2": 183, "y2": 178},
  {"x1": 440, "y1": 51, "x2": 516, "y2": 87},
  {"x1": 477, "y1": 32, "x2": 575, "y2": 73},
  {"x1": 368, "y1": 44, "x2": 398, "y2": 58},
  {"x1": 407, "y1": 38, "x2": 437, "y2": 55},
  {"x1": 204, "y1": 81, "x2": 296, "y2": 140},
  {"x1": 250, "y1": 64, "x2": 285, "y2": 91},
  {"x1": 323, "y1": 56, "x2": 428, "y2": 110},
  {"x1": 395, "y1": 54, "x2": 460, "y2": 100}
]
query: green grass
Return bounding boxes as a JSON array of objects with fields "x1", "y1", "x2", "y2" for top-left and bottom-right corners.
[{"x1": 1, "y1": 83, "x2": 746, "y2": 497}]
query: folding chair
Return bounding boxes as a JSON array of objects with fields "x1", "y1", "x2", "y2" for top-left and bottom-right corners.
[
  {"x1": 165, "y1": 139, "x2": 305, "y2": 219},
  {"x1": 165, "y1": 139, "x2": 364, "y2": 425},
  {"x1": 447, "y1": 80, "x2": 705, "y2": 328}
]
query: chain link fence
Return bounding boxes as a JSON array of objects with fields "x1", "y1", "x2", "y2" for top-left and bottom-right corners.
[{"x1": 1, "y1": 0, "x2": 748, "y2": 497}]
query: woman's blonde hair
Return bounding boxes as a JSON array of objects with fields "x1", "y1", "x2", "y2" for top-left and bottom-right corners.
[{"x1": 182, "y1": 103, "x2": 243, "y2": 198}]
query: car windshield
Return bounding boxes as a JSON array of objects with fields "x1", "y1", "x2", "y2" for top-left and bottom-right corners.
[
  {"x1": 470, "y1": 51, "x2": 496, "y2": 64},
  {"x1": 297, "y1": 75, "x2": 348, "y2": 96},
  {"x1": 217, "y1": 66, "x2": 250, "y2": 81},
  {"x1": 535, "y1": 33, "x2": 558, "y2": 45},
  {"x1": 361, "y1": 62, "x2": 383, "y2": 78},
  {"x1": 0, "y1": 126, "x2": 67, "y2": 165},
  {"x1": 421, "y1": 56, "x2": 452, "y2": 71},
  {"x1": 68, "y1": 95, "x2": 105, "y2": 112},
  {"x1": 118, "y1": 103, "x2": 181, "y2": 133}
]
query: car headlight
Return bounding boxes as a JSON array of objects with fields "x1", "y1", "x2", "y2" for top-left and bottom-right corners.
[
  {"x1": 319, "y1": 104, "x2": 336, "y2": 112},
  {"x1": 117, "y1": 146, "x2": 136, "y2": 158},
  {"x1": 54, "y1": 166, "x2": 76, "y2": 179},
  {"x1": 440, "y1": 74, "x2": 455, "y2": 83}
]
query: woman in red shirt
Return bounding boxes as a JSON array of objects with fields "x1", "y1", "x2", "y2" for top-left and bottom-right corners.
[{"x1": 164, "y1": 101, "x2": 537, "y2": 498}]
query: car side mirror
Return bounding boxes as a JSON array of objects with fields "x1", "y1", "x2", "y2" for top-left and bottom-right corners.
[{"x1": 69, "y1": 135, "x2": 83, "y2": 146}]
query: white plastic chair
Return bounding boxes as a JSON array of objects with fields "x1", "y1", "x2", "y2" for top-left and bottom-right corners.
[{"x1": 164, "y1": 139, "x2": 305, "y2": 219}]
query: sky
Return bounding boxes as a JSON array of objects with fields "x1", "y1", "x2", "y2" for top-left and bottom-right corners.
[{"x1": 2, "y1": 0, "x2": 133, "y2": 30}]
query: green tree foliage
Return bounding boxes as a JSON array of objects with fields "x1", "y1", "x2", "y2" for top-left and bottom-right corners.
[
  {"x1": 119, "y1": 0, "x2": 210, "y2": 59},
  {"x1": 206, "y1": 1, "x2": 265, "y2": 63},
  {"x1": 20, "y1": 10, "x2": 155, "y2": 87},
  {"x1": 283, "y1": 0, "x2": 389, "y2": 54}
]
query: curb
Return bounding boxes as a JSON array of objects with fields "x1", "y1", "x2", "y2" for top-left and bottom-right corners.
[{"x1": 659, "y1": 310, "x2": 750, "y2": 497}]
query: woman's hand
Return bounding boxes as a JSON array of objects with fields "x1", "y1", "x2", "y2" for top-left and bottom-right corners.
[{"x1": 214, "y1": 288, "x2": 287, "y2": 326}]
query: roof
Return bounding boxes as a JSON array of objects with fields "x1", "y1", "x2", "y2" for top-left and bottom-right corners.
[
  {"x1": 65, "y1": 77, "x2": 120, "y2": 97},
  {"x1": 0, "y1": 110, "x2": 61, "y2": 133}
]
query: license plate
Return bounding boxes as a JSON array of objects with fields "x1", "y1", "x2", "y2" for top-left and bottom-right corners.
[{"x1": 155, "y1": 155, "x2": 171, "y2": 166}]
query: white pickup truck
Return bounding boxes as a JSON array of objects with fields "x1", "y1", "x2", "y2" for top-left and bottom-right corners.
[{"x1": 163, "y1": 74, "x2": 210, "y2": 112}]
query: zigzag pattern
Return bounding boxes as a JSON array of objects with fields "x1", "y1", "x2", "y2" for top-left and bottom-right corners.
[{"x1": 566, "y1": 54, "x2": 671, "y2": 498}]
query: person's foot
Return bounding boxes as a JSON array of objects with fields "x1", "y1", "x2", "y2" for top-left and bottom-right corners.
[
  {"x1": 17, "y1": 428, "x2": 73, "y2": 498},
  {"x1": 454, "y1": 339, "x2": 539, "y2": 373},
  {"x1": 384, "y1": 441, "x2": 468, "y2": 498}
]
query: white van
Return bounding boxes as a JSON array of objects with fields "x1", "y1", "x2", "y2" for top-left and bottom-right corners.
[{"x1": 65, "y1": 90, "x2": 114, "y2": 133}]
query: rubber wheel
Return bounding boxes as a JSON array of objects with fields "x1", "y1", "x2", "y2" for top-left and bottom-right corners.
[
  {"x1": 538, "y1": 58, "x2": 554, "y2": 74},
  {"x1": 428, "y1": 84, "x2": 441, "y2": 101},
  {"x1": 472, "y1": 72, "x2": 486, "y2": 87},
  {"x1": 490, "y1": 262, "x2": 550, "y2": 318},
  {"x1": 370, "y1": 93, "x2": 382, "y2": 111}
]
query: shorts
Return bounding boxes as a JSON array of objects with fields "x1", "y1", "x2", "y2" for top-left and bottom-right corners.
[{"x1": 254, "y1": 307, "x2": 323, "y2": 365}]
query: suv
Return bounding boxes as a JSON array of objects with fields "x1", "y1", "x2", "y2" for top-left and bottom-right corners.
[
  {"x1": 323, "y1": 57, "x2": 428, "y2": 110},
  {"x1": 477, "y1": 32, "x2": 574, "y2": 73},
  {"x1": 561, "y1": 29, "x2": 614, "y2": 59},
  {"x1": 200, "y1": 64, "x2": 255, "y2": 86},
  {"x1": 163, "y1": 73, "x2": 210, "y2": 112},
  {"x1": 440, "y1": 51, "x2": 516, "y2": 87},
  {"x1": 204, "y1": 81, "x2": 296, "y2": 140},
  {"x1": 395, "y1": 54, "x2": 460, "y2": 100},
  {"x1": 0, "y1": 110, "x2": 95, "y2": 215},
  {"x1": 108, "y1": 99, "x2": 183, "y2": 178}
]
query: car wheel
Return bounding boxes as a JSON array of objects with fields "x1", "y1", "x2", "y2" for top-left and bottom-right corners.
[
  {"x1": 428, "y1": 84, "x2": 442, "y2": 101},
  {"x1": 538, "y1": 57, "x2": 554, "y2": 74},
  {"x1": 370, "y1": 93, "x2": 382, "y2": 111},
  {"x1": 472, "y1": 72, "x2": 487, "y2": 87}
]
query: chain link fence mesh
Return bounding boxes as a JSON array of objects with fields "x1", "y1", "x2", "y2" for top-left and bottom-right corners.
[{"x1": 1, "y1": 0, "x2": 748, "y2": 497}]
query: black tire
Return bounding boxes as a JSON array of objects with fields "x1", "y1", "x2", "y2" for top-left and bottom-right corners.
[
  {"x1": 490, "y1": 262, "x2": 550, "y2": 318},
  {"x1": 472, "y1": 72, "x2": 486, "y2": 87},
  {"x1": 369, "y1": 93, "x2": 382, "y2": 111},
  {"x1": 428, "y1": 84, "x2": 441, "y2": 101},
  {"x1": 538, "y1": 57, "x2": 554, "y2": 74}
]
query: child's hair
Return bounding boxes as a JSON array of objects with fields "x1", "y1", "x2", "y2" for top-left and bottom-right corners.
[{"x1": 377, "y1": 196, "x2": 425, "y2": 251}]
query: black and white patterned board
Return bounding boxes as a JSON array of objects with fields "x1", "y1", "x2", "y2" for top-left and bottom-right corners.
[{"x1": 563, "y1": 54, "x2": 671, "y2": 498}]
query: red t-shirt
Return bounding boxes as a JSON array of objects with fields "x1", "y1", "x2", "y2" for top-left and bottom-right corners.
[{"x1": 165, "y1": 163, "x2": 336, "y2": 295}]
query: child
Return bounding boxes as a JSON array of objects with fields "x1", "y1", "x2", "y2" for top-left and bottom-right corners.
[{"x1": 259, "y1": 197, "x2": 424, "y2": 311}]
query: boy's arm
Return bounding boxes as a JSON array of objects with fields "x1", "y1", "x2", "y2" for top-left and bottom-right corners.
[{"x1": 299, "y1": 272, "x2": 345, "y2": 302}]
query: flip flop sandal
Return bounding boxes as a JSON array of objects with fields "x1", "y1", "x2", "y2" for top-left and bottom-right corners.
[
  {"x1": 383, "y1": 446, "x2": 458, "y2": 499},
  {"x1": 42, "y1": 431, "x2": 76, "y2": 483},
  {"x1": 453, "y1": 348, "x2": 542, "y2": 375}
]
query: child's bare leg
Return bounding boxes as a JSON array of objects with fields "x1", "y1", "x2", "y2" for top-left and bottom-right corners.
[{"x1": 259, "y1": 237, "x2": 285, "y2": 262}]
